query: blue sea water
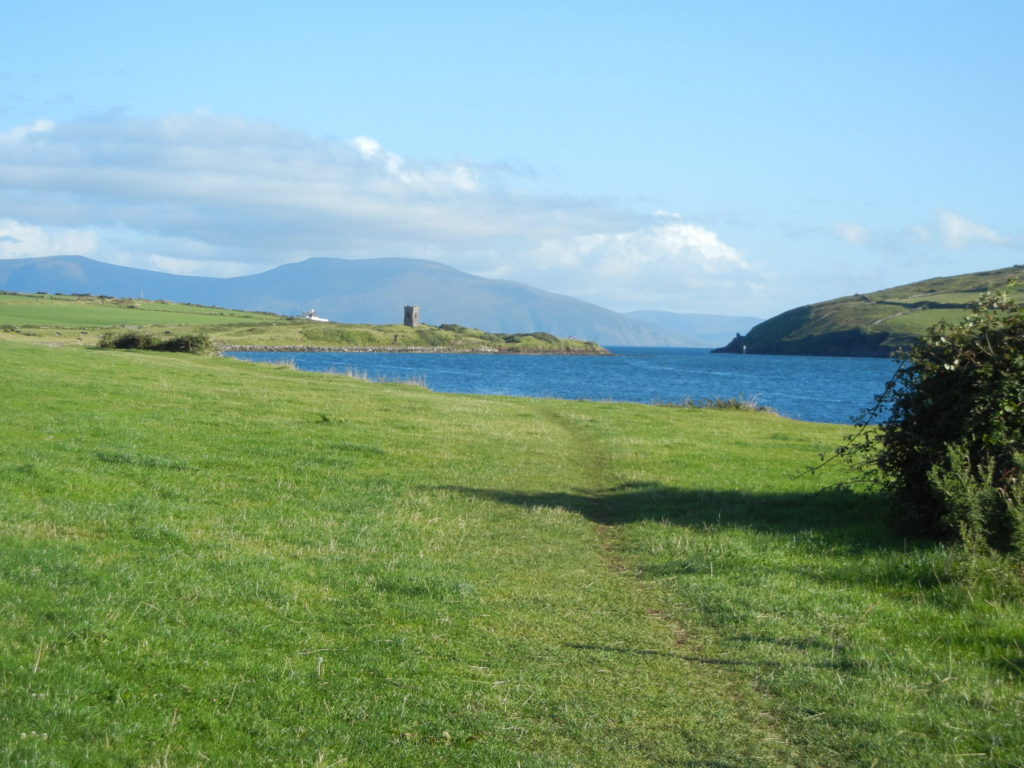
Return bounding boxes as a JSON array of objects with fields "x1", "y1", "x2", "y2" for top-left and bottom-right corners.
[{"x1": 224, "y1": 347, "x2": 900, "y2": 424}]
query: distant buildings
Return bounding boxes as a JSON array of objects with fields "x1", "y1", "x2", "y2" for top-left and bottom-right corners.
[{"x1": 302, "y1": 309, "x2": 329, "y2": 323}]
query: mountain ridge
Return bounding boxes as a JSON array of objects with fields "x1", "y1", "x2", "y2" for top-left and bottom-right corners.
[{"x1": 0, "y1": 255, "x2": 693, "y2": 346}]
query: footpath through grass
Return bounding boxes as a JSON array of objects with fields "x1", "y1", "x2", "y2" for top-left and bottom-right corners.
[{"x1": 1, "y1": 340, "x2": 1022, "y2": 766}]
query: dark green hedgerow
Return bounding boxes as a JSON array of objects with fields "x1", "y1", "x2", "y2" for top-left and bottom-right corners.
[
  {"x1": 98, "y1": 331, "x2": 214, "y2": 354},
  {"x1": 838, "y1": 291, "x2": 1024, "y2": 559}
]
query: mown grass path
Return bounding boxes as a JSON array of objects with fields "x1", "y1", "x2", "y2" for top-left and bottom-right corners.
[
  {"x1": 2, "y1": 341, "x2": 1021, "y2": 766},
  {"x1": 524, "y1": 399, "x2": 832, "y2": 764}
]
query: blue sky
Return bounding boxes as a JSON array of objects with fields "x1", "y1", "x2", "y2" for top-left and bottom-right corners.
[{"x1": 1, "y1": 1, "x2": 1021, "y2": 317}]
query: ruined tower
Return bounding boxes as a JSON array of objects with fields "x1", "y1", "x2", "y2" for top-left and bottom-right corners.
[{"x1": 403, "y1": 305, "x2": 420, "y2": 327}]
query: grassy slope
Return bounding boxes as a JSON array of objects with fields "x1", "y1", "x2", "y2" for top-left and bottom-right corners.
[
  {"x1": 0, "y1": 293, "x2": 275, "y2": 329},
  {"x1": 2, "y1": 339, "x2": 1022, "y2": 766},
  {"x1": 719, "y1": 266, "x2": 1024, "y2": 356},
  {"x1": 0, "y1": 292, "x2": 606, "y2": 354}
]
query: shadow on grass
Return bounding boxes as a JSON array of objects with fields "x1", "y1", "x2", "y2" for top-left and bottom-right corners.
[
  {"x1": 442, "y1": 481, "x2": 896, "y2": 551},
  {"x1": 563, "y1": 643, "x2": 861, "y2": 671},
  {"x1": 439, "y1": 481, "x2": 960, "y2": 599}
]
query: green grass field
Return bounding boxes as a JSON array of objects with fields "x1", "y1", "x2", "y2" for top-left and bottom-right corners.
[
  {"x1": 2, "y1": 332, "x2": 1022, "y2": 765},
  {"x1": 0, "y1": 292, "x2": 278, "y2": 328},
  {"x1": 0, "y1": 293, "x2": 605, "y2": 354}
]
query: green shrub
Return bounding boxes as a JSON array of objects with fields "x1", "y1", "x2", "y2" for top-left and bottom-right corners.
[
  {"x1": 98, "y1": 331, "x2": 212, "y2": 354},
  {"x1": 99, "y1": 331, "x2": 155, "y2": 349},
  {"x1": 928, "y1": 444, "x2": 1024, "y2": 557},
  {"x1": 154, "y1": 333, "x2": 214, "y2": 353},
  {"x1": 841, "y1": 291, "x2": 1024, "y2": 552}
]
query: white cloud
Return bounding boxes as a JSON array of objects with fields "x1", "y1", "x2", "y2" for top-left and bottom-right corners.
[
  {"x1": 936, "y1": 209, "x2": 1004, "y2": 249},
  {"x1": 0, "y1": 119, "x2": 54, "y2": 142},
  {"x1": 828, "y1": 211, "x2": 1011, "y2": 253},
  {"x1": 349, "y1": 134, "x2": 478, "y2": 191},
  {"x1": 550, "y1": 221, "x2": 747, "y2": 277},
  {"x1": 0, "y1": 112, "x2": 637, "y2": 252},
  {"x1": 144, "y1": 254, "x2": 257, "y2": 278},
  {"x1": 909, "y1": 223, "x2": 931, "y2": 244},
  {"x1": 351, "y1": 136, "x2": 382, "y2": 158},
  {"x1": 0, "y1": 218, "x2": 98, "y2": 259},
  {"x1": 0, "y1": 111, "x2": 748, "y2": 309},
  {"x1": 832, "y1": 221, "x2": 870, "y2": 245},
  {"x1": 520, "y1": 220, "x2": 751, "y2": 310}
]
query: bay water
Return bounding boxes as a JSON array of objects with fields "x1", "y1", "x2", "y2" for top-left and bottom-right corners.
[{"x1": 224, "y1": 347, "x2": 899, "y2": 424}]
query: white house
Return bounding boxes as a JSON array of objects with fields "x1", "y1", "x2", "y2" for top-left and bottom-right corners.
[{"x1": 302, "y1": 309, "x2": 329, "y2": 323}]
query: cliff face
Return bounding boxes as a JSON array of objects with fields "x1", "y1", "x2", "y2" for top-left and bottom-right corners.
[{"x1": 713, "y1": 266, "x2": 1024, "y2": 357}]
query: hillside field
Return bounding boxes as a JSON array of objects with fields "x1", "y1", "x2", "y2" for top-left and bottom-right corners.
[
  {"x1": 0, "y1": 292, "x2": 606, "y2": 354},
  {"x1": 1, "y1": 322, "x2": 1022, "y2": 765},
  {"x1": 717, "y1": 266, "x2": 1024, "y2": 357}
]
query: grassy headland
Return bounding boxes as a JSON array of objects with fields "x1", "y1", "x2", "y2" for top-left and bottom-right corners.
[
  {"x1": 0, "y1": 292, "x2": 607, "y2": 354},
  {"x1": 716, "y1": 265, "x2": 1024, "y2": 357},
  {"x1": 1, "y1": 316, "x2": 1022, "y2": 765}
]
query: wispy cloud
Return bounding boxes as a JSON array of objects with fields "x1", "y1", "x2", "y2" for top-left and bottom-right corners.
[
  {"x1": 0, "y1": 111, "x2": 751, "y2": 310},
  {"x1": 829, "y1": 210, "x2": 1012, "y2": 253},
  {"x1": 831, "y1": 221, "x2": 871, "y2": 245},
  {"x1": 0, "y1": 118, "x2": 54, "y2": 142},
  {"x1": 934, "y1": 209, "x2": 1005, "y2": 249},
  {"x1": 0, "y1": 218, "x2": 98, "y2": 259}
]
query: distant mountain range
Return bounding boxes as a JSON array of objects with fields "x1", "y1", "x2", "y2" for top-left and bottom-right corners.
[
  {"x1": 0, "y1": 255, "x2": 757, "y2": 347},
  {"x1": 715, "y1": 266, "x2": 1024, "y2": 357}
]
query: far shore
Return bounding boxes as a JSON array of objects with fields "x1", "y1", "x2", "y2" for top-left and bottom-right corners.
[{"x1": 219, "y1": 344, "x2": 613, "y2": 355}]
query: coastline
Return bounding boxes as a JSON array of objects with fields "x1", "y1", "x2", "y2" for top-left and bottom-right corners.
[{"x1": 219, "y1": 344, "x2": 612, "y2": 355}]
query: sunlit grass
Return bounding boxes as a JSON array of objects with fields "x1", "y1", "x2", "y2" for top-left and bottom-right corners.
[
  {"x1": 1, "y1": 338, "x2": 1021, "y2": 766},
  {"x1": 0, "y1": 292, "x2": 605, "y2": 353}
]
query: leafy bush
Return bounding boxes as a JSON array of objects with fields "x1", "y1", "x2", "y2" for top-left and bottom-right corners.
[
  {"x1": 842, "y1": 291, "x2": 1024, "y2": 553},
  {"x1": 99, "y1": 331, "x2": 156, "y2": 349},
  {"x1": 156, "y1": 333, "x2": 214, "y2": 353},
  {"x1": 928, "y1": 444, "x2": 1024, "y2": 557},
  {"x1": 99, "y1": 331, "x2": 213, "y2": 354}
]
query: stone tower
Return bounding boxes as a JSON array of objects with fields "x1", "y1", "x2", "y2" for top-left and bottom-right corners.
[{"x1": 404, "y1": 305, "x2": 420, "y2": 327}]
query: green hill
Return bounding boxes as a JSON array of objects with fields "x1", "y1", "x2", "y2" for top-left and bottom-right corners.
[
  {"x1": 715, "y1": 266, "x2": 1024, "y2": 357},
  {"x1": 0, "y1": 255, "x2": 693, "y2": 346},
  {"x1": 0, "y1": 291, "x2": 608, "y2": 354}
]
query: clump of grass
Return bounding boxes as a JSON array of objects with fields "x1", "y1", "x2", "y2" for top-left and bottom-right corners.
[
  {"x1": 342, "y1": 367, "x2": 428, "y2": 388},
  {"x1": 672, "y1": 394, "x2": 777, "y2": 413}
]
